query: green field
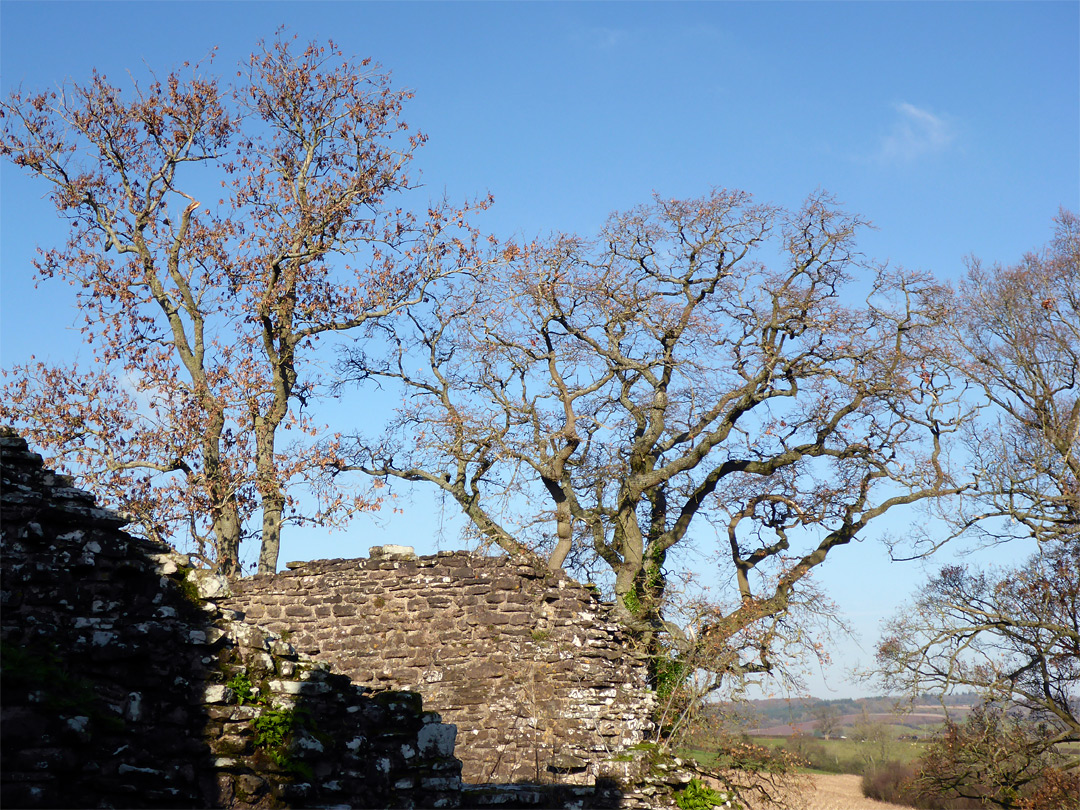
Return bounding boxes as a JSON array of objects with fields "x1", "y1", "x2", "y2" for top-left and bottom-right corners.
[{"x1": 683, "y1": 733, "x2": 927, "y2": 776}]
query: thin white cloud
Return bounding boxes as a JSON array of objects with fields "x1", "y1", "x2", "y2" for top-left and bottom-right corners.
[
  {"x1": 570, "y1": 25, "x2": 629, "y2": 50},
  {"x1": 877, "y1": 102, "x2": 956, "y2": 163}
]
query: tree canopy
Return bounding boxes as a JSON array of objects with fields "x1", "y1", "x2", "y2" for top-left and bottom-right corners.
[
  {"x1": 2, "y1": 32, "x2": 1072, "y2": 740},
  {"x1": 948, "y1": 209, "x2": 1079, "y2": 547},
  {"x1": 878, "y1": 541, "x2": 1080, "y2": 754},
  {"x1": 876, "y1": 212, "x2": 1079, "y2": 804},
  {"x1": 0, "y1": 35, "x2": 489, "y2": 573},
  {"x1": 336, "y1": 188, "x2": 970, "y2": 689}
]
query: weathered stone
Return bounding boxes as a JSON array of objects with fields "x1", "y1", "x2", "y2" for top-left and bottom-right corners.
[
  {"x1": 3, "y1": 430, "x2": 676, "y2": 808},
  {"x1": 221, "y1": 551, "x2": 656, "y2": 787},
  {"x1": 203, "y1": 684, "x2": 233, "y2": 704},
  {"x1": 268, "y1": 679, "x2": 331, "y2": 696},
  {"x1": 417, "y1": 722, "x2": 457, "y2": 758},
  {"x1": 370, "y1": 544, "x2": 418, "y2": 559},
  {"x1": 1, "y1": 435, "x2": 470, "y2": 810},
  {"x1": 187, "y1": 570, "x2": 230, "y2": 599}
]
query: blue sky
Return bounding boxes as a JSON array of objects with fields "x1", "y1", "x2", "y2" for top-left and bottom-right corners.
[{"x1": 2, "y1": 1, "x2": 1077, "y2": 697}]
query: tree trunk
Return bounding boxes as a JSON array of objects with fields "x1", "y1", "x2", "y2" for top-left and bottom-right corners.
[
  {"x1": 253, "y1": 412, "x2": 283, "y2": 575},
  {"x1": 203, "y1": 405, "x2": 242, "y2": 576},
  {"x1": 258, "y1": 492, "x2": 283, "y2": 575},
  {"x1": 549, "y1": 499, "x2": 573, "y2": 569},
  {"x1": 213, "y1": 504, "x2": 242, "y2": 577}
]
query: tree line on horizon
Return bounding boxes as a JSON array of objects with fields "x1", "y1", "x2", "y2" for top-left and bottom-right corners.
[{"x1": 1, "y1": 33, "x2": 1076, "y2": 810}]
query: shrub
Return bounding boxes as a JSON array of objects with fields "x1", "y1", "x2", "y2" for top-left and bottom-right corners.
[
  {"x1": 227, "y1": 671, "x2": 256, "y2": 706},
  {"x1": 861, "y1": 758, "x2": 1050, "y2": 810},
  {"x1": 781, "y1": 735, "x2": 865, "y2": 774},
  {"x1": 909, "y1": 705, "x2": 1073, "y2": 809},
  {"x1": 1018, "y1": 768, "x2": 1080, "y2": 810},
  {"x1": 862, "y1": 761, "x2": 920, "y2": 806}
]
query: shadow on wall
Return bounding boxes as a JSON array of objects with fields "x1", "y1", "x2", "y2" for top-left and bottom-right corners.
[
  {"x1": 221, "y1": 549, "x2": 657, "y2": 788},
  {"x1": 1, "y1": 429, "x2": 220, "y2": 807},
  {"x1": 0, "y1": 430, "x2": 464, "y2": 809}
]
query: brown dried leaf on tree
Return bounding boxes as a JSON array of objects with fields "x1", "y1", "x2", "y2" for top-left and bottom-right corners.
[
  {"x1": 912, "y1": 704, "x2": 1077, "y2": 809},
  {"x1": 0, "y1": 34, "x2": 490, "y2": 573}
]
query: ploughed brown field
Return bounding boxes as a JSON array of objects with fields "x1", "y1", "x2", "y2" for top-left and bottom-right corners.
[
  {"x1": 712, "y1": 773, "x2": 910, "y2": 810},
  {"x1": 788, "y1": 773, "x2": 910, "y2": 810}
]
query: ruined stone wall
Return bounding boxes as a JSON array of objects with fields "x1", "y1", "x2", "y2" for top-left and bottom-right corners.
[
  {"x1": 0, "y1": 431, "x2": 462, "y2": 809},
  {"x1": 1, "y1": 429, "x2": 686, "y2": 808},
  {"x1": 221, "y1": 549, "x2": 657, "y2": 785}
]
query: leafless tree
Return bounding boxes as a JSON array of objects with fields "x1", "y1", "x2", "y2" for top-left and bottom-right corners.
[
  {"x1": 336, "y1": 189, "x2": 969, "y2": 691},
  {"x1": 877, "y1": 540, "x2": 1080, "y2": 760},
  {"x1": 851, "y1": 707, "x2": 893, "y2": 768},
  {"x1": 934, "y1": 209, "x2": 1079, "y2": 550},
  {"x1": 875, "y1": 212, "x2": 1078, "y2": 774},
  {"x1": 870, "y1": 212, "x2": 1079, "y2": 810},
  {"x1": 811, "y1": 702, "x2": 843, "y2": 740}
]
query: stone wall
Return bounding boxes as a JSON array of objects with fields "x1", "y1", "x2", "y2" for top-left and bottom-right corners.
[
  {"x1": 0, "y1": 430, "x2": 462, "y2": 809},
  {"x1": 221, "y1": 549, "x2": 657, "y2": 785},
  {"x1": 1, "y1": 429, "x2": 690, "y2": 808}
]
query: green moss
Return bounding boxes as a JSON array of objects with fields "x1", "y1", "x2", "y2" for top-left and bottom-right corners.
[
  {"x1": 644, "y1": 562, "x2": 663, "y2": 591},
  {"x1": 177, "y1": 575, "x2": 202, "y2": 606},
  {"x1": 654, "y1": 654, "x2": 688, "y2": 703}
]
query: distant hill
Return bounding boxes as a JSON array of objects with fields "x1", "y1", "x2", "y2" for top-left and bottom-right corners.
[{"x1": 709, "y1": 693, "x2": 981, "y2": 737}]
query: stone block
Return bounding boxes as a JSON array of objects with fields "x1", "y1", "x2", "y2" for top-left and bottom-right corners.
[
  {"x1": 369, "y1": 544, "x2": 417, "y2": 559},
  {"x1": 188, "y1": 570, "x2": 231, "y2": 599},
  {"x1": 416, "y1": 722, "x2": 457, "y2": 758},
  {"x1": 203, "y1": 684, "x2": 233, "y2": 704}
]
